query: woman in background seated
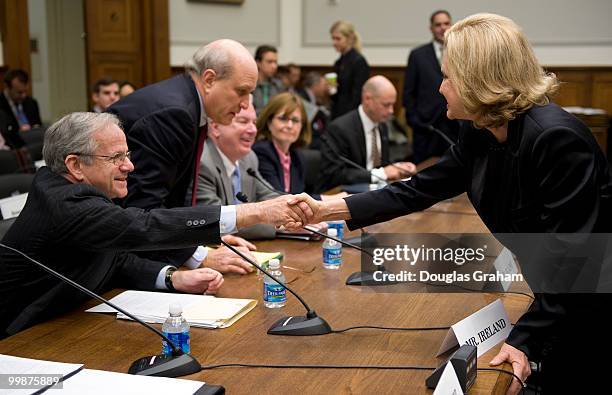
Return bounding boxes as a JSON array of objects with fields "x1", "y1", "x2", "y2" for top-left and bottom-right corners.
[{"x1": 253, "y1": 93, "x2": 345, "y2": 201}]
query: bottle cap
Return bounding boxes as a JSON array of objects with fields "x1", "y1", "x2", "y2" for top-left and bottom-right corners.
[
  {"x1": 169, "y1": 303, "x2": 182, "y2": 316},
  {"x1": 327, "y1": 228, "x2": 338, "y2": 237},
  {"x1": 268, "y1": 258, "x2": 280, "y2": 269}
]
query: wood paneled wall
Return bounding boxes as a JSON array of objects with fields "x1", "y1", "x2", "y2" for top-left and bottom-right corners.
[
  {"x1": 0, "y1": 0, "x2": 31, "y2": 92},
  {"x1": 85, "y1": 0, "x2": 170, "y2": 99}
]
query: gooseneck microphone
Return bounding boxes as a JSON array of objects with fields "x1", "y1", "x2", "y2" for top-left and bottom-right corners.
[
  {"x1": 0, "y1": 243, "x2": 201, "y2": 378},
  {"x1": 220, "y1": 239, "x2": 331, "y2": 336},
  {"x1": 235, "y1": 192, "x2": 249, "y2": 203},
  {"x1": 320, "y1": 138, "x2": 389, "y2": 184},
  {"x1": 427, "y1": 124, "x2": 456, "y2": 146},
  {"x1": 245, "y1": 169, "x2": 398, "y2": 286}
]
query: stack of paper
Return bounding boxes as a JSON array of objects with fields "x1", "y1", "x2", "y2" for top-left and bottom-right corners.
[
  {"x1": 0, "y1": 354, "x2": 207, "y2": 395},
  {"x1": 0, "y1": 354, "x2": 82, "y2": 395},
  {"x1": 86, "y1": 291, "x2": 256, "y2": 328},
  {"x1": 48, "y1": 368, "x2": 206, "y2": 395}
]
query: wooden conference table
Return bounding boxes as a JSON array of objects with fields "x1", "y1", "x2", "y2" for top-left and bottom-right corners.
[{"x1": 0, "y1": 194, "x2": 533, "y2": 394}]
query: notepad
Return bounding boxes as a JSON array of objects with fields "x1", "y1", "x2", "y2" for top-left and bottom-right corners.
[
  {"x1": 86, "y1": 291, "x2": 256, "y2": 329},
  {"x1": 251, "y1": 250, "x2": 282, "y2": 265},
  {"x1": 0, "y1": 354, "x2": 83, "y2": 395},
  {"x1": 48, "y1": 368, "x2": 205, "y2": 395}
]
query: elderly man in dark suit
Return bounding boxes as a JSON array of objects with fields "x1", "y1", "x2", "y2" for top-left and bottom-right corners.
[
  {"x1": 0, "y1": 112, "x2": 314, "y2": 338},
  {"x1": 319, "y1": 75, "x2": 415, "y2": 190},
  {"x1": 402, "y1": 10, "x2": 460, "y2": 163},
  {"x1": 0, "y1": 69, "x2": 42, "y2": 136},
  {"x1": 108, "y1": 39, "x2": 311, "y2": 283}
]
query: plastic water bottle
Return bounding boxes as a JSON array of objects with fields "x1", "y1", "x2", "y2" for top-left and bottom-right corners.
[
  {"x1": 263, "y1": 258, "x2": 286, "y2": 308},
  {"x1": 323, "y1": 228, "x2": 342, "y2": 269},
  {"x1": 327, "y1": 220, "x2": 344, "y2": 239},
  {"x1": 161, "y1": 303, "x2": 190, "y2": 355}
]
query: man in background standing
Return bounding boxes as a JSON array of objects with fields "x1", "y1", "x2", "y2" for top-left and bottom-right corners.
[
  {"x1": 252, "y1": 45, "x2": 285, "y2": 113},
  {"x1": 402, "y1": 10, "x2": 460, "y2": 163}
]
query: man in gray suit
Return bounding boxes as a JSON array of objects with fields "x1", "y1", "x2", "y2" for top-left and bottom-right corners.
[{"x1": 193, "y1": 100, "x2": 280, "y2": 271}]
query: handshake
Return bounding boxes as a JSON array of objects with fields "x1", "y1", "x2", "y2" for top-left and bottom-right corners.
[{"x1": 236, "y1": 193, "x2": 337, "y2": 231}]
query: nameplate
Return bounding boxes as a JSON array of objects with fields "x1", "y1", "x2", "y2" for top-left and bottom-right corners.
[
  {"x1": 0, "y1": 193, "x2": 28, "y2": 219},
  {"x1": 433, "y1": 363, "x2": 464, "y2": 395},
  {"x1": 493, "y1": 248, "x2": 519, "y2": 291},
  {"x1": 437, "y1": 299, "x2": 511, "y2": 357}
]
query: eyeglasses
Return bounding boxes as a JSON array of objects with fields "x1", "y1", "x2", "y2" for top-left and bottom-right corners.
[
  {"x1": 74, "y1": 151, "x2": 131, "y2": 165},
  {"x1": 275, "y1": 115, "x2": 302, "y2": 125}
]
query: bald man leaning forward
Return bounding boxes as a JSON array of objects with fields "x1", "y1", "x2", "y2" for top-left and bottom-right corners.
[{"x1": 108, "y1": 39, "x2": 312, "y2": 287}]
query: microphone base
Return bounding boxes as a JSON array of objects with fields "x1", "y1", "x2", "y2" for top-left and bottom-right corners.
[
  {"x1": 129, "y1": 353, "x2": 201, "y2": 377},
  {"x1": 345, "y1": 270, "x2": 400, "y2": 286},
  {"x1": 267, "y1": 315, "x2": 332, "y2": 336}
]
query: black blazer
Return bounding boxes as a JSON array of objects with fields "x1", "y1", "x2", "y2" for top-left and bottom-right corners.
[
  {"x1": 402, "y1": 43, "x2": 446, "y2": 129},
  {"x1": 0, "y1": 167, "x2": 221, "y2": 337},
  {"x1": 0, "y1": 94, "x2": 42, "y2": 132},
  {"x1": 109, "y1": 74, "x2": 204, "y2": 211},
  {"x1": 252, "y1": 140, "x2": 306, "y2": 195},
  {"x1": 319, "y1": 109, "x2": 390, "y2": 190},
  {"x1": 344, "y1": 103, "x2": 612, "y2": 362},
  {"x1": 0, "y1": 110, "x2": 25, "y2": 149},
  {"x1": 332, "y1": 48, "x2": 370, "y2": 119}
]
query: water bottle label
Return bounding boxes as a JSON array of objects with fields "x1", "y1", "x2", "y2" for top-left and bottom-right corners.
[
  {"x1": 323, "y1": 247, "x2": 342, "y2": 265},
  {"x1": 264, "y1": 283, "x2": 286, "y2": 303},
  {"x1": 162, "y1": 331, "x2": 190, "y2": 355}
]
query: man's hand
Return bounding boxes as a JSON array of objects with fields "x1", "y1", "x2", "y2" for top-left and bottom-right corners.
[
  {"x1": 490, "y1": 343, "x2": 531, "y2": 395},
  {"x1": 221, "y1": 234, "x2": 256, "y2": 251},
  {"x1": 204, "y1": 245, "x2": 255, "y2": 274},
  {"x1": 171, "y1": 268, "x2": 224, "y2": 294},
  {"x1": 236, "y1": 194, "x2": 315, "y2": 230},
  {"x1": 383, "y1": 162, "x2": 416, "y2": 180}
]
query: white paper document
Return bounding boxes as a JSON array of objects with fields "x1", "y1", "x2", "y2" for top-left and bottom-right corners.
[
  {"x1": 86, "y1": 290, "x2": 256, "y2": 328},
  {"x1": 46, "y1": 368, "x2": 204, "y2": 395},
  {"x1": 0, "y1": 354, "x2": 83, "y2": 395}
]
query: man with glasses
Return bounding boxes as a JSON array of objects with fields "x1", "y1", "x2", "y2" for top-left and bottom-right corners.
[
  {"x1": 319, "y1": 75, "x2": 415, "y2": 190},
  {"x1": 0, "y1": 112, "x2": 314, "y2": 338}
]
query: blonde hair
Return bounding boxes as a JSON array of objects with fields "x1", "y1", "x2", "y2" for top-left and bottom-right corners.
[
  {"x1": 256, "y1": 92, "x2": 312, "y2": 148},
  {"x1": 330, "y1": 20, "x2": 362, "y2": 53},
  {"x1": 445, "y1": 13, "x2": 558, "y2": 129}
]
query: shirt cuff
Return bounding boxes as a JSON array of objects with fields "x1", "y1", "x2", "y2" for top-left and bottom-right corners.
[
  {"x1": 155, "y1": 265, "x2": 175, "y2": 290},
  {"x1": 371, "y1": 167, "x2": 388, "y2": 183},
  {"x1": 184, "y1": 245, "x2": 208, "y2": 269},
  {"x1": 220, "y1": 205, "x2": 237, "y2": 234}
]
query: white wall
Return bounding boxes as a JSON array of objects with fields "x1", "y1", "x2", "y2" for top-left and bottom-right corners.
[
  {"x1": 170, "y1": 0, "x2": 612, "y2": 67},
  {"x1": 27, "y1": 0, "x2": 88, "y2": 124}
]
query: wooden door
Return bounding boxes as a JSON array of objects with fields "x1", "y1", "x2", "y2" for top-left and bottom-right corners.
[
  {"x1": 84, "y1": 0, "x2": 169, "y2": 96},
  {"x1": 0, "y1": 0, "x2": 31, "y2": 91}
]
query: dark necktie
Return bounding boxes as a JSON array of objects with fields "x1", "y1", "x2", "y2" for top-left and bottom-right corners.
[
  {"x1": 16, "y1": 105, "x2": 30, "y2": 127},
  {"x1": 191, "y1": 124, "x2": 208, "y2": 206},
  {"x1": 371, "y1": 126, "x2": 381, "y2": 168}
]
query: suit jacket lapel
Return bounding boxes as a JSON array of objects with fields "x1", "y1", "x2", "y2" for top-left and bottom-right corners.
[
  {"x1": 354, "y1": 111, "x2": 367, "y2": 166},
  {"x1": 239, "y1": 153, "x2": 256, "y2": 200},
  {"x1": 205, "y1": 140, "x2": 233, "y2": 205},
  {"x1": 427, "y1": 43, "x2": 442, "y2": 76}
]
